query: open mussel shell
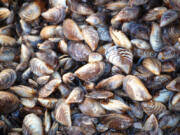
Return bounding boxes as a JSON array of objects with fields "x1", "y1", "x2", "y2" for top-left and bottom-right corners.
[
  {"x1": 0, "y1": 91, "x2": 19, "y2": 113},
  {"x1": 75, "y1": 61, "x2": 106, "y2": 82},
  {"x1": 100, "y1": 113, "x2": 133, "y2": 130},
  {"x1": 96, "y1": 74, "x2": 124, "y2": 91},
  {"x1": 141, "y1": 100, "x2": 166, "y2": 116},
  {"x1": 105, "y1": 46, "x2": 133, "y2": 74},
  {"x1": 68, "y1": 41, "x2": 91, "y2": 62},
  {"x1": 0, "y1": 69, "x2": 16, "y2": 89},
  {"x1": 79, "y1": 98, "x2": 105, "y2": 117},
  {"x1": 54, "y1": 99, "x2": 71, "y2": 127},
  {"x1": 123, "y1": 75, "x2": 152, "y2": 101},
  {"x1": 22, "y1": 113, "x2": 44, "y2": 135},
  {"x1": 142, "y1": 58, "x2": 161, "y2": 75}
]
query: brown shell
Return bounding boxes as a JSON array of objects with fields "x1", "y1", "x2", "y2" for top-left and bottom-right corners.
[
  {"x1": 111, "y1": 6, "x2": 140, "y2": 23},
  {"x1": 68, "y1": 41, "x2": 91, "y2": 62},
  {"x1": 0, "y1": 69, "x2": 16, "y2": 89},
  {"x1": 171, "y1": 92, "x2": 180, "y2": 111},
  {"x1": 160, "y1": 10, "x2": 178, "y2": 27},
  {"x1": 88, "y1": 52, "x2": 103, "y2": 63},
  {"x1": 105, "y1": 1, "x2": 128, "y2": 10},
  {"x1": 79, "y1": 98, "x2": 105, "y2": 117},
  {"x1": 19, "y1": 1, "x2": 44, "y2": 22},
  {"x1": 54, "y1": 99, "x2": 71, "y2": 127},
  {"x1": 22, "y1": 113, "x2": 43, "y2": 135},
  {"x1": 100, "y1": 113, "x2": 133, "y2": 130},
  {"x1": 40, "y1": 25, "x2": 57, "y2": 39},
  {"x1": 143, "y1": 7, "x2": 167, "y2": 21},
  {"x1": 21, "y1": 97, "x2": 37, "y2": 108},
  {"x1": 141, "y1": 100, "x2": 166, "y2": 115},
  {"x1": 158, "y1": 46, "x2": 176, "y2": 61},
  {"x1": 41, "y1": 6, "x2": 66, "y2": 24},
  {"x1": 75, "y1": 62, "x2": 106, "y2": 82},
  {"x1": 85, "y1": 91, "x2": 113, "y2": 99},
  {"x1": 82, "y1": 26, "x2": 99, "y2": 51},
  {"x1": 30, "y1": 58, "x2": 54, "y2": 76},
  {"x1": 37, "y1": 76, "x2": 50, "y2": 85},
  {"x1": 100, "y1": 99, "x2": 131, "y2": 113},
  {"x1": 38, "y1": 79, "x2": 61, "y2": 98},
  {"x1": 65, "y1": 87, "x2": 84, "y2": 104},
  {"x1": 142, "y1": 58, "x2": 161, "y2": 75},
  {"x1": 96, "y1": 74, "x2": 124, "y2": 90},
  {"x1": 38, "y1": 98, "x2": 58, "y2": 109},
  {"x1": 166, "y1": 77, "x2": 180, "y2": 92},
  {"x1": 0, "y1": 91, "x2": 19, "y2": 113},
  {"x1": 129, "y1": 0, "x2": 149, "y2": 6},
  {"x1": 105, "y1": 46, "x2": 133, "y2": 74},
  {"x1": 63, "y1": 19, "x2": 83, "y2": 41},
  {"x1": 123, "y1": 75, "x2": 152, "y2": 101},
  {"x1": 86, "y1": 12, "x2": 106, "y2": 26},
  {"x1": 0, "y1": 35, "x2": 16, "y2": 46},
  {"x1": 143, "y1": 114, "x2": 158, "y2": 131},
  {"x1": 0, "y1": 8, "x2": 10, "y2": 21},
  {"x1": 131, "y1": 39, "x2": 151, "y2": 50},
  {"x1": 10, "y1": 85, "x2": 37, "y2": 98},
  {"x1": 109, "y1": 27, "x2": 132, "y2": 50}
]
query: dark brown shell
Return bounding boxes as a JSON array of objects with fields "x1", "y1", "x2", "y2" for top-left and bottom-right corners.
[
  {"x1": 123, "y1": 75, "x2": 152, "y2": 101},
  {"x1": 0, "y1": 69, "x2": 16, "y2": 89},
  {"x1": 100, "y1": 113, "x2": 133, "y2": 130},
  {"x1": 79, "y1": 98, "x2": 105, "y2": 117},
  {"x1": 54, "y1": 99, "x2": 71, "y2": 127},
  {"x1": 96, "y1": 74, "x2": 124, "y2": 90},
  {"x1": 105, "y1": 46, "x2": 133, "y2": 74},
  {"x1": 39, "y1": 79, "x2": 61, "y2": 98},
  {"x1": 41, "y1": 6, "x2": 66, "y2": 24},
  {"x1": 169, "y1": 0, "x2": 180, "y2": 11},
  {"x1": 129, "y1": 0, "x2": 149, "y2": 6},
  {"x1": 158, "y1": 46, "x2": 176, "y2": 61},
  {"x1": 82, "y1": 26, "x2": 99, "y2": 51},
  {"x1": 0, "y1": 91, "x2": 19, "y2": 113},
  {"x1": 68, "y1": 41, "x2": 91, "y2": 62},
  {"x1": 63, "y1": 19, "x2": 83, "y2": 41},
  {"x1": 85, "y1": 91, "x2": 113, "y2": 99},
  {"x1": 75, "y1": 62, "x2": 106, "y2": 82},
  {"x1": 141, "y1": 100, "x2": 166, "y2": 115}
]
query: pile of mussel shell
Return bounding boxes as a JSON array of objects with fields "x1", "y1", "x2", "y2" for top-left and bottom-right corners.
[{"x1": 0, "y1": 0, "x2": 180, "y2": 134}]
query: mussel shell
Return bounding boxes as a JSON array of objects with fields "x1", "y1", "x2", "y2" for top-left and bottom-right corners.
[
  {"x1": 0, "y1": 91, "x2": 19, "y2": 113},
  {"x1": 166, "y1": 77, "x2": 180, "y2": 92},
  {"x1": 85, "y1": 91, "x2": 113, "y2": 99}
]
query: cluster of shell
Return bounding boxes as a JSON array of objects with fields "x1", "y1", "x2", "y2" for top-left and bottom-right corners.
[{"x1": 0, "y1": 0, "x2": 180, "y2": 134}]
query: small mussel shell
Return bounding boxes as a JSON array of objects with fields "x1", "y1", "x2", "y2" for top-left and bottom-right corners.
[
  {"x1": 150, "y1": 22, "x2": 164, "y2": 52},
  {"x1": 0, "y1": 34, "x2": 16, "y2": 46},
  {"x1": 21, "y1": 97, "x2": 37, "y2": 108},
  {"x1": 79, "y1": 98, "x2": 105, "y2": 117},
  {"x1": 19, "y1": 1, "x2": 44, "y2": 22},
  {"x1": 158, "y1": 46, "x2": 176, "y2": 61},
  {"x1": 44, "y1": 110, "x2": 51, "y2": 133},
  {"x1": 123, "y1": 75, "x2": 152, "y2": 101},
  {"x1": 169, "y1": 0, "x2": 180, "y2": 11},
  {"x1": 63, "y1": 19, "x2": 83, "y2": 41},
  {"x1": 38, "y1": 98, "x2": 58, "y2": 109},
  {"x1": 88, "y1": 52, "x2": 103, "y2": 63},
  {"x1": 86, "y1": 12, "x2": 106, "y2": 26},
  {"x1": 82, "y1": 25, "x2": 99, "y2": 51},
  {"x1": 143, "y1": 7, "x2": 167, "y2": 21},
  {"x1": 100, "y1": 99, "x2": 131, "y2": 113},
  {"x1": 129, "y1": 0, "x2": 149, "y2": 6},
  {"x1": 22, "y1": 113, "x2": 44, "y2": 135},
  {"x1": 141, "y1": 100, "x2": 166, "y2": 115},
  {"x1": 85, "y1": 91, "x2": 113, "y2": 99},
  {"x1": 111, "y1": 6, "x2": 140, "y2": 23},
  {"x1": 39, "y1": 79, "x2": 61, "y2": 98},
  {"x1": 37, "y1": 76, "x2": 50, "y2": 85},
  {"x1": 68, "y1": 41, "x2": 91, "y2": 62},
  {"x1": 131, "y1": 39, "x2": 150, "y2": 50},
  {"x1": 54, "y1": 99, "x2": 71, "y2": 127},
  {"x1": 160, "y1": 10, "x2": 178, "y2": 27},
  {"x1": 96, "y1": 74, "x2": 124, "y2": 90},
  {"x1": 143, "y1": 114, "x2": 158, "y2": 131},
  {"x1": 162, "y1": 61, "x2": 176, "y2": 73},
  {"x1": 153, "y1": 89, "x2": 173, "y2": 103},
  {"x1": 65, "y1": 87, "x2": 84, "y2": 104},
  {"x1": 41, "y1": 6, "x2": 66, "y2": 24},
  {"x1": 0, "y1": 91, "x2": 19, "y2": 113},
  {"x1": 142, "y1": 58, "x2": 161, "y2": 75},
  {"x1": 75, "y1": 61, "x2": 106, "y2": 82},
  {"x1": 0, "y1": 7, "x2": 10, "y2": 21},
  {"x1": 105, "y1": 46, "x2": 133, "y2": 74},
  {"x1": 170, "y1": 92, "x2": 180, "y2": 111},
  {"x1": 40, "y1": 25, "x2": 57, "y2": 40},
  {"x1": 166, "y1": 77, "x2": 180, "y2": 92},
  {"x1": 0, "y1": 69, "x2": 16, "y2": 89},
  {"x1": 134, "y1": 48, "x2": 157, "y2": 58},
  {"x1": 109, "y1": 27, "x2": 132, "y2": 50},
  {"x1": 105, "y1": 1, "x2": 128, "y2": 10},
  {"x1": 100, "y1": 113, "x2": 133, "y2": 130},
  {"x1": 130, "y1": 102, "x2": 144, "y2": 119},
  {"x1": 10, "y1": 85, "x2": 37, "y2": 98},
  {"x1": 30, "y1": 58, "x2": 54, "y2": 76}
]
